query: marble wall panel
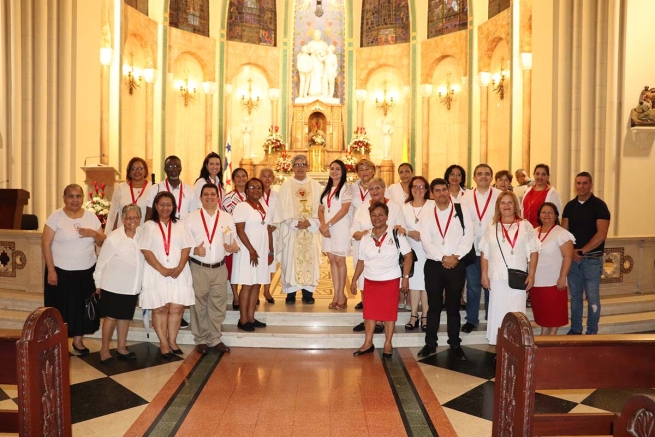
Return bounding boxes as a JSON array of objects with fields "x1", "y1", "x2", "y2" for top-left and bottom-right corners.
[
  {"x1": 477, "y1": 7, "x2": 511, "y2": 72},
  {"x1": 420, "y1": 30, "x2": 468, "y2": 84},
  {"x1": 520, "y1": 0, "x2": 532, "y2": 53}
]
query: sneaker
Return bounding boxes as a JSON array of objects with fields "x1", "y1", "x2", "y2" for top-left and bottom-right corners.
[
  {"x1": 353, "y1": 322, "x2": 365, "y2": 332},
  {"x1": 461, "y1": 322, "x2": 476, "y2": 333},
  {"x1": 450, "y1": 346, "x2": 468, "y2": 361},
  {"x1": 180, "y1": 318, "x2": 189, "y2": 329}
]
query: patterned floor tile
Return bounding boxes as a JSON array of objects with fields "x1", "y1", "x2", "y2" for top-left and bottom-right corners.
[
  {"x1": 418, "y1": 346, "x2": 497, "y2": 380},
  {"x1": 580, "y1": 387, "x2": 655, "y2": 413},
  {"x1": 70, "y1": 377, "x2": 148, "y2": 423},
  {"x1": 76, "y1": 342, "x2": 183, "y2": 377}
]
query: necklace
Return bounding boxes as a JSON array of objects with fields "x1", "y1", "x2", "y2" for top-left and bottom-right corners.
[
  {"x1": 371, "y1": 230, "x2": 388, "y2": 253},
  {"x1": 157, "y1": 220, "x2": 172, "y2": 263},
  {"x1": 129, "y1": 180, "x2": 148, "y2": 205},
  {"x1": 200, "y1": 209, "x2": 219, "y2": 245},
  {"x1": 412, "y1": 200, "x2": 426, "y2": 224},
  {"x1": 248, "y1": 199, "x2": 266, "y2": 225},
  {"x1": 474, "y1": 189, "x2": 493, "y2": 227},
  {"x1": 538, "y1": 225, "x2": 555, "y2": 243},
  {"x1": 501, "y1": 220, "x2": 520, "y2": 255},
  {"x1": 165, "y1": 179, "x2": 183, "y2": 215},
  {"x1": 434, "y1": 202, "x2": 454, "y2": 245}
]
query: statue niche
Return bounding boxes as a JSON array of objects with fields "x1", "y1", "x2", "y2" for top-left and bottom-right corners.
[
  {"x1": 290, "y1": 100, "x2": 343, "y2": 172},
  {"x1": 295, "y1": 29, "x2": 339, "y2": 105}
]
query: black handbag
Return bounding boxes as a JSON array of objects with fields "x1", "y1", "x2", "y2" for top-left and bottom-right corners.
[
  {"x1": 495, "y1": 223, "x2": 528, "y2": 290},
  {"x1": 454, "y1": 203, "x2": 477, "y2": 266},
  {"x1": 393, "y1": 229, "x2": 417, "y2": 278},
  {"x1": 85, "y1": 292, "x2": 101, "y2": 321}
]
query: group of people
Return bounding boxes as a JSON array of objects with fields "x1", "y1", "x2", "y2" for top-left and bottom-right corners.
[{"x1": 41, "y1": 151, "x2": 609, "y2": 362}]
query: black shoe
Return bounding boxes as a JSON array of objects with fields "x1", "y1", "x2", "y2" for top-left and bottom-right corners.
[
  {"x1": 265, "y1": 296, "x2": 275, "y2": 304},
  {"x1": 285, "y1": 292, "x2": 296, "y2": 304},
  {"x1": 353, "y1": 345, "x2": 375, "y2": 356},
  {"x1": 100, "y1": 356, "x2": 114, "y2": 365},
  {"x1": 450, "y1": 347, "x2": 468, "y2": 361},
  {"x1": 256, "y1": 299, "x2": 260, "y2": 306},
  {"x1": 180, "y1": 318, "x2": 189, "y2": 329},
  {"x1": 461, "y1": 322, "x2": 476, "y2": 333},
  {"x1": 160, "y1": 351, "x2": 174, "y2": 359},
  {"x1": 353, "y1": 322, "x2": 365, "y2": 332},
  {"x1": 237, "y1": 321, "x2": 255, "y2": 332},
  {"x1": 374, "y1": 324, "x2": 384, "y2": 334},
  {"x1": 383, "y1": 350, "x2": 393, "y2": 358},
  {"x1": 526, "y1": 295, "x2": 532, "y2": 308},
  {"x1": 252, "y1": 319, "x2": 267, "y2": 328},
  {"x1": 73, "y1": 345, "x2": 90, "y2": 356},
  {"x1": 302, "y1": 296, "x2": 315, "y2": 304},
  {"x1": 417, "y1": 345, "x2": 437, "y2": 357},
  {"x1": 170, "y1": 347, "x2": 184, "y2": 355},
  {"x1": 232, "y1": 302, "x2": 240, "y2": 310},
  {"x1": 116, "y1": 351, "x2": 137, "y2": 361},
  {"x1": 355, "y1": 301, "x2": 363, "y2": 310}
]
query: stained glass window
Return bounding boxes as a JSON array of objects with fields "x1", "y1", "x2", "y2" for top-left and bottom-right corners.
[
  {"x1": 227, "y1": 0, "x2": 277, "y2": 47},
  {"x1": 361, "y1": 0, "x2": 410, "y2": 47},
  {"x1": 427, "y1": 0, "x2": 468, "y2": 38},
  {"x1": 124, "y1": 0, "x2": 148, "y2": 16},
  {"x1": 169, "y1": 0, "x2": 209, "y2": 37},
  {"x1": 488, "y1": 0, "x2": 510, "y2": 19}
]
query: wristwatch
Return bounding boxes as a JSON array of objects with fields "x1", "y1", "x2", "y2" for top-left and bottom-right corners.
[
  {"x1": 402, "y1": 275, "x2": 410, "y2": 279},
  {"x1": 328, "y1": 222, "x2": 333, "y2": 227}
]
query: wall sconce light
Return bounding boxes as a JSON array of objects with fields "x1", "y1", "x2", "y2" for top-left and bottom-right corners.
[
  {"x1": 202, "y1": 81, "x2": 217, "y2": 95},
  {"x1": 123, "y1": 53, "x2": 142, "y2": 95},
  {"x1": 479, "y1": 72, "x2": 491, "y2": 87},
  {"x1": 438, "y1": 74, "x2": 456, "y2": 110},
  {"x1": 268, "y1": 88, "x2": 280, "y2": 101},
  {"x1": 491, "y1": 58, "x2": 509, "y2": 100},
  {"x1": 143, "y1": 68, "x2": 156, "y2": 84},
  {"x1": 419, "y1": 83, "x2": 433, "y2": 98},
  {"x1": 225, "y1": 84, "x2": 233, "y2": 96},
  {"x1": 241, "y1": 77, "x2": 260, "y2": 114},
  {"x1": 175, "y1": 69, "x2": 197, "y2": 107},
  {"x1": 520, "y1": 53, "x2": 533, "y2": 71},
  {"x1": 375, "y1": 81, "x2": 394, "y2": 116},
  {"x1": 355, "y1": 89, "x2": 368, "y2": 102},
  {"x1": 100, "y1": 47, "x2": 113, "y2": 66}
]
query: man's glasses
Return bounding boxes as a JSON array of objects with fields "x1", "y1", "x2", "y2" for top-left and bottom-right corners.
[
  {"x1": 165, "y1": 165, "x2": 181, "y2": 170},
  {"x1": 293, "y1": 163, "x2": 308, "y2": 168}
]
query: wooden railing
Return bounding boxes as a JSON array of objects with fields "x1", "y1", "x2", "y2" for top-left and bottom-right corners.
[
  {"x1": 493, "y1": 312, "x2": 655, "y2": 436},
  {"x1": 0, "y1": 307, "x2": 71, "y2": 436}
]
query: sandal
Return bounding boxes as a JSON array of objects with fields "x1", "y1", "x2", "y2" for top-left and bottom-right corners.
[
  {"x1": 405, "y1": 314, "x2": 419, "y2": 330},
  {"x1": 328, "y1": 302, "x2": 338, "y2": 309},
  {"x1": 335, "y1": 301, "x2": 348, "y2": 310},
  {"x1": 421, "y1": 316, "x2": 428, "y2": 332}
]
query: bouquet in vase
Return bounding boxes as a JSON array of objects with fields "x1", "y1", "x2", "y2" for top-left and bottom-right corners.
[
  {"x1": 308, "y1": 129, "x2": 326, "y2": 147},
  {"x1": 83, "y1": 181, "x2": 111, "y2": 228},
  {"x1": 263, "y1": 125, "x2": 286, "y2": 154},
  {"x1": 348, "y1": 127, "x2": 372, "y2": 154},
  {"x1": 275, "y1": 151, "x2": 293, "y2": 173},
  {"x1": 341, "y1": 154, "x2": 358, "y2": 173}
]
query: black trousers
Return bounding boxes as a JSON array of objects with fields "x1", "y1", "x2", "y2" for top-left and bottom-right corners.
[{"x1": 423, "y1": 259, "x2": 466, "y2": 348}]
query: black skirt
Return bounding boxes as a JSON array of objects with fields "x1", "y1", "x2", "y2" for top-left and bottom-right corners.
[
  {"x1": 100, "y1": 290, "x2": 138, "y2": 320},
  {"x1": 44, "y1": 266, "x2": 100, "y2": 337}
]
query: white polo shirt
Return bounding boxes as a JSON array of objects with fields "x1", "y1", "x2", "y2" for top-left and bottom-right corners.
[{"x1": 358, "y1": 230, "x2": 412, "y2": 281}]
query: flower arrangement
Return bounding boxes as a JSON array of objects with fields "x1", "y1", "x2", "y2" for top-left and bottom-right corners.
[
  {"x1": 341, "y1": 154, "x2": 358, "y2": 173},
  {"x1": 263, "y1": 125, "x2": 286, "y2": 154},
  {"x1": 348, "y1": 127, "x2": 372, "y2": 154},
  {"x1": 275, "y1": 150, "x2": 293, "y2": 173},
  {"x1": 308, "y1": 129, "x2": 326, "y2": 147},
  {"x1": 83, "y1": 181, "x2": 110, "y2": 228}
]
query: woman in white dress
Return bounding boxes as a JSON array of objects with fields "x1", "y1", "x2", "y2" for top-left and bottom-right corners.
[
  {"x1": 318, "y1": 160, "x2": 353, "y2": 309},
  {"x1": 232, "y1": 178, "x2": 274, "y2": 331},
  {"x1": 445, "y1": 164, "x2": 467, "y2": 203},
  {"x1": 139, "y1": 191, "x2": 195, "y2": 358},
  {"x1": 105, "y1": 157, "x2": 151, "y2": 231},
  {"x1": 479, "y1": 191, "x2": 540, "y2": 346},
  {"x1": 222, "y1": 167, "x2": 249, "y2": 309},
  {"x1": 193, "y1": 152, "x2": 225, "y2": 209},
  {"x1": 387, "y1": 163, "x2": 414, "y2": 205},
  {"x1": 259, "y1": 167, "x2": 279, "y2": 304},
  {"x1": 401, "y1": 176, "x2": 434, "y2": 331},
  {"x1": 521, "y1": 164, "x2": 563, "y2": 228}
]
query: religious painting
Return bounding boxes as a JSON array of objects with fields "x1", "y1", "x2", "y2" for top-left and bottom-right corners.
[
  {"x1": 488, "y1": 0, "x2": 510, "y2": 20},
  {"x1": 169, "y1": 0, "x2": 209, "y2": 37},
  {"x1": 630, "y1": 85, "x2": 655, "y2": 127},
  {"x1": 360, "y1": 0, "x2": 410, "y2": 48},
  {"x1": 293, "y1": 0, "x2": 345, "y2": 104},
  {"x1": 124, "y1": 0, "x2": 148, "y2": 16},
  {"x1": 227, "y1": 0, "x2": 277, "y2": 46},
  {"x1": 428, "y1": 0, "x2": 468, "y2": 38}
]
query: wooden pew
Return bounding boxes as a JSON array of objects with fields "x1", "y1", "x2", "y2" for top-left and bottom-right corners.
[
  {"x1": 0, "y1": 307, "x2": 72, "y2": 436},
  {"x1": 493, "y1": 312, "x2": 655, "y2": 436}
]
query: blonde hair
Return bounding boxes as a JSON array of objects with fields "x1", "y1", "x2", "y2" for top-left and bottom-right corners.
[
  {"x1": 492, "y1": 191, "x2": 523, "y2": 224},
  {"x1": 355, "y1": 158, "x2": 375, "y2": 172},
  {"x1": 368, "y1": 177, "x2": 386, "y2": 190}
]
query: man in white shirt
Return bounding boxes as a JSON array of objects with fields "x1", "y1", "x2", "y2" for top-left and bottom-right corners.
[
  {"x1": 460, "y1": 164, "x2": 501, "y2": 333},
  {"x1": 145, "y1": 155, "x2": 198, "y2": 221},
  {"x1": 418, "y1": 178, "x2": 474, "y2": 359},
  {"x1": 186, "y1": 184, "x2": 238, "y2": 354}
]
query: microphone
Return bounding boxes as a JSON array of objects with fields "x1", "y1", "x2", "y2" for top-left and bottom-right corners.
[
  {"x1": 84, "y1": 154, "x2": 105, "y2": 166},
  {"x1": 151, "y1": 173, "x2": 155, "y2": 184}
]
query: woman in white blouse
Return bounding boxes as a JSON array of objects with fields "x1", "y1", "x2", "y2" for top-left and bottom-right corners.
[
  {"x1": 401, "y1": 176, "x2": 434, "y2": 331},
  {"x1": 105, "y1": 157, "x2": 151, "y2": 232},
  {"x1": 259, "y1": 167, "x2": 279, "y2": 304},
  {"x1": 531, "y1": 202, "x2": 575, "y2": 335},
  {"x1": 94, "y1": 204, "x2": 144, "y2": 364},
  {"x1": 445, "y1": 164, "x2": 467, "y2": 203},
  {"x1": 479, "y1": 191, "x2": 540, "y2": 345},
  {"x1": 387, "y1": 163, "x2": 414, "y2": 205},
  {"x1": 222, "y1": 167, "x2": 249, "y2": 310},
  {"x1": 139, "y1": 191, "x2": 195, "y2": 358},
  {"x1": 193, "y1": 152, "x2": 225, "y2": 208}
]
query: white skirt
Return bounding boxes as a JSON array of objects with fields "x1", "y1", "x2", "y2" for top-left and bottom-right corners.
[
  {"x1": 140, "y1": 264, "x2": 195, "y2": 309},
  {"x1": 486, "y1": 279, "x2": 527, "y2": 345}
]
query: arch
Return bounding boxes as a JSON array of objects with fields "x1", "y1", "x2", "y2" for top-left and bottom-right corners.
[
  {"x1": 361, "y1": 0, "x2": 411, "y2": 47},
  {"x1": 225, "y1": 62, "x2": 274, "y2": 89},
  {"x1": 479, "y1": 35, "x2": 506, "y2": 72}
]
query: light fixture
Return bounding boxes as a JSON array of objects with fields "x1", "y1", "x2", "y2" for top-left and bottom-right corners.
[
  {"x1": 520, "y1": 52, "x2": 533, "y2": 71},
  {"x1": 268, "y1": 88, "x2": 280, "y2": 101},
  {"x1": 241, "y1": 77, "x2": 260, "y2": 114},
  {"x1": 100, "y1": 47, "x2": 113, "y2": 66},
  {"x1": 202, "y1": 81, "x2": 217, "y2": 95},
  {"x1": 123, "y1": 53, "x2": 142, "y2": 95},
  {"x1": 479, "y1": 72, "x2": 491, "y2": 87},
  {"x1": 143, "y1": 68, "x2": 156, "y2": 84},
  {"x1": 419, "y1": 84, "x2": 433, "y2": 98},
  {"x1": 355, "y1": 89, "x2": 368, "y2": 102},
  {"x1": 438, "y1": 74, "x2": 456, "y2": 110},
  {"x1": 225, "y1": 84, "x2": 233, "y2": 96},
  {"x1": 491, "y1": 58, "x2": 509, "y2": 100},
  {"x1": 375, "y1": 81, "x2": 394, "y2": 116},
  {"x1": 175, "y1": 68, "x2": 197, "y2": 107}
]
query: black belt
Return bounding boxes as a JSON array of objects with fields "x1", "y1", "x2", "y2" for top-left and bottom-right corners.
[{"x1": 189, "y1": 257, "x2": 226, "y2": 268}]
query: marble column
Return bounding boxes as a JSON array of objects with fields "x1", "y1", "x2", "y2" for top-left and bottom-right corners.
[
  {"x1": 521, "y1": 54, "x2": 532, "y2": 172},
  {"x1": 419, "y1": 85, "x2": 432, "y2": 178}
]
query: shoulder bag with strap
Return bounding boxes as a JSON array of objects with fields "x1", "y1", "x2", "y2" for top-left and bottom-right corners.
[
  {"x1": 454, "y1": 203, "x2": 477, "y2": 266},
  {"x1": 495, "y1": 222, "x2": 528, "y2": 290},
  {"x1": 393, "y1": 228, "x2": 417, "y2": 278}
]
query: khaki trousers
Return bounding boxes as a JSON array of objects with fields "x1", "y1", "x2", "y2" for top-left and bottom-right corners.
[{"x1": 190, "y1": 262, "x2": 228, "y2": 347}]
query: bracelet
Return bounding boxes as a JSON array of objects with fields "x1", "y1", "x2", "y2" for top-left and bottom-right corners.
[{"x1": 268, "y1": 252, "x2": 274, "y2": 255}]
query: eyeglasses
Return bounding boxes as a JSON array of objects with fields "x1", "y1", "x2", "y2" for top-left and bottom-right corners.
[
  {"x1": 450, "y1": 173, "x2": 462, "y2": 177},
  {"x1": 247, "y1": 185, "x2": 263, "y2": 190},
  {"x1": 124, "y1": 216, "x2": 140, "y2": 221},
  {"x1": 165, "y1": 165, "x2": 181, "y2": 170},
  {"x1": 293, "y1": 163, "x2": 308, "y2": 167},
  {"x1": 412, "y1": 185, "x2": 426, "y2": 190},
  {"x1": 131, "y1": 166, "x2": 144, "y2": 172},
  {"x1": 369, "y1": 186, "x2": 384, "y2": 191}
]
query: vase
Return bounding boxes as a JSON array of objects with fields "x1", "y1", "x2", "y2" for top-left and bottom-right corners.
[{"x1": 309, "y1": 145, "x2": 325, "y2": 172}]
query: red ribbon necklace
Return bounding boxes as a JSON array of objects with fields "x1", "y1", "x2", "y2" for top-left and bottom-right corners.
[
  {"x1": 474, "y1": 189, "x2": 493, "y2": 227},
  {"x1": 235, "y1": 190, "x2": 245, "y2": 202},
  {"x1": 157, "y1": 220, "x2": 172, "y2": 261},
  {"x1": 165, "y1": 179, "x2": 183, "y2": 214},
  {"x1": 434, "y1": 202, "x2": 454, "y2": 245},
  {"x1": 326, "y1": 184, "x2": 341, "y2": 213},
  {"x1": 248, "y1": 200, "x2": 266, "y2": 225},
  {"x1": 359, "y1": 184, "x2": 368, "y2": 202},
  {"x1": 372, "y1": 231, "x2": 388, "y2": 253},
  {"x1": 501, "y1": 220, "x2": 520, "y2": 255},
  {"x1": 262, "y1": 189, "x2": 271, "y2": 207},
  {"x1": 538, "y1": 225, "x2": 555, "y2": 243},
  {"x1": 128, "y1": 180, "x2": 148, "y2": 205},
  {"x1": 200, "y1": 209, "x2": 220, "y2": 245}
]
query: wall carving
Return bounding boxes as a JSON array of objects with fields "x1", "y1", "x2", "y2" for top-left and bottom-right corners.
[
  {"x1": 602, "y1": 247, "x2": 634, "y2": 284},
  {"x1": 0, "y1": 241, "x2": 26, "y2": 278}
]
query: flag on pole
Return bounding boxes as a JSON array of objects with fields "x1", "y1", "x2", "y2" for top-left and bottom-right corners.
[{"x1": 223, "y1": 135, "x2": 233, "y2": 190}]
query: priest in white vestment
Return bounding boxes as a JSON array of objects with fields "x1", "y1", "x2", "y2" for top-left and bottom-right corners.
[{"x1": 273, "y1": 154, "x2": 323, "y2": 303}]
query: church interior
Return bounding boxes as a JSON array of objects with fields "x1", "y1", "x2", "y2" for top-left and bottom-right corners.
[{"x1": 1, "y1": 0, "x2": 655, "y2": 436}]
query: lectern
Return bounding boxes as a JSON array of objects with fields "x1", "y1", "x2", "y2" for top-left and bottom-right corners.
[
  {"x1": 0, "y1": 189, "x2": 30, "y2": 229},
  {"x1": 81, "y1": 166, "x2": 120, "y2": 201}
]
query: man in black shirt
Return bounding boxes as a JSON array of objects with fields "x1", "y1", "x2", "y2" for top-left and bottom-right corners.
[{"x1": 561, "y1": 172, "x2": 610, "y2": 335}]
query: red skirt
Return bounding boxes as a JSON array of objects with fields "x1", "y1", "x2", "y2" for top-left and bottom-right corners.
[
  {"x1": 226, "y1": 254, "x2": 233, "y2": 281},
  {"x1": 530, "y1": 285, "x2": 568, "y2": 327},
  {"x1": 363, "y1": 278, "x2": 400, "y2": 322}
]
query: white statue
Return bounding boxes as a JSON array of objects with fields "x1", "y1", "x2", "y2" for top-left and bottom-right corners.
[
  {"x1": 307, "y1": 29, "x2": 328, "y2": 98},
  {"x1": 380, "y1": 117, "x2": 394, "y2": 159},
  {"x1": 325, "y1": 44, "x2": 338, "y2": 99},
  {"x1": 241, "y1": 116, "x2": 252, "y2": 157},
  {"x1": 297, "y1": 45, "x2": 312, "y2": 99}
]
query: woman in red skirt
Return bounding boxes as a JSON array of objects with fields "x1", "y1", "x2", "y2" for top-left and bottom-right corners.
[
  {"x1": 350, "y1": 202, "x2": 413, "y2": 357},
  {"x1": 531, "y1": 202, "x2": 575, "y2": 335}
]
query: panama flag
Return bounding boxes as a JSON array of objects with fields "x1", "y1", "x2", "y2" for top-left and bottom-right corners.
[{"x1": 223, "y1": 135, "x2": 233, "y2": 190}]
